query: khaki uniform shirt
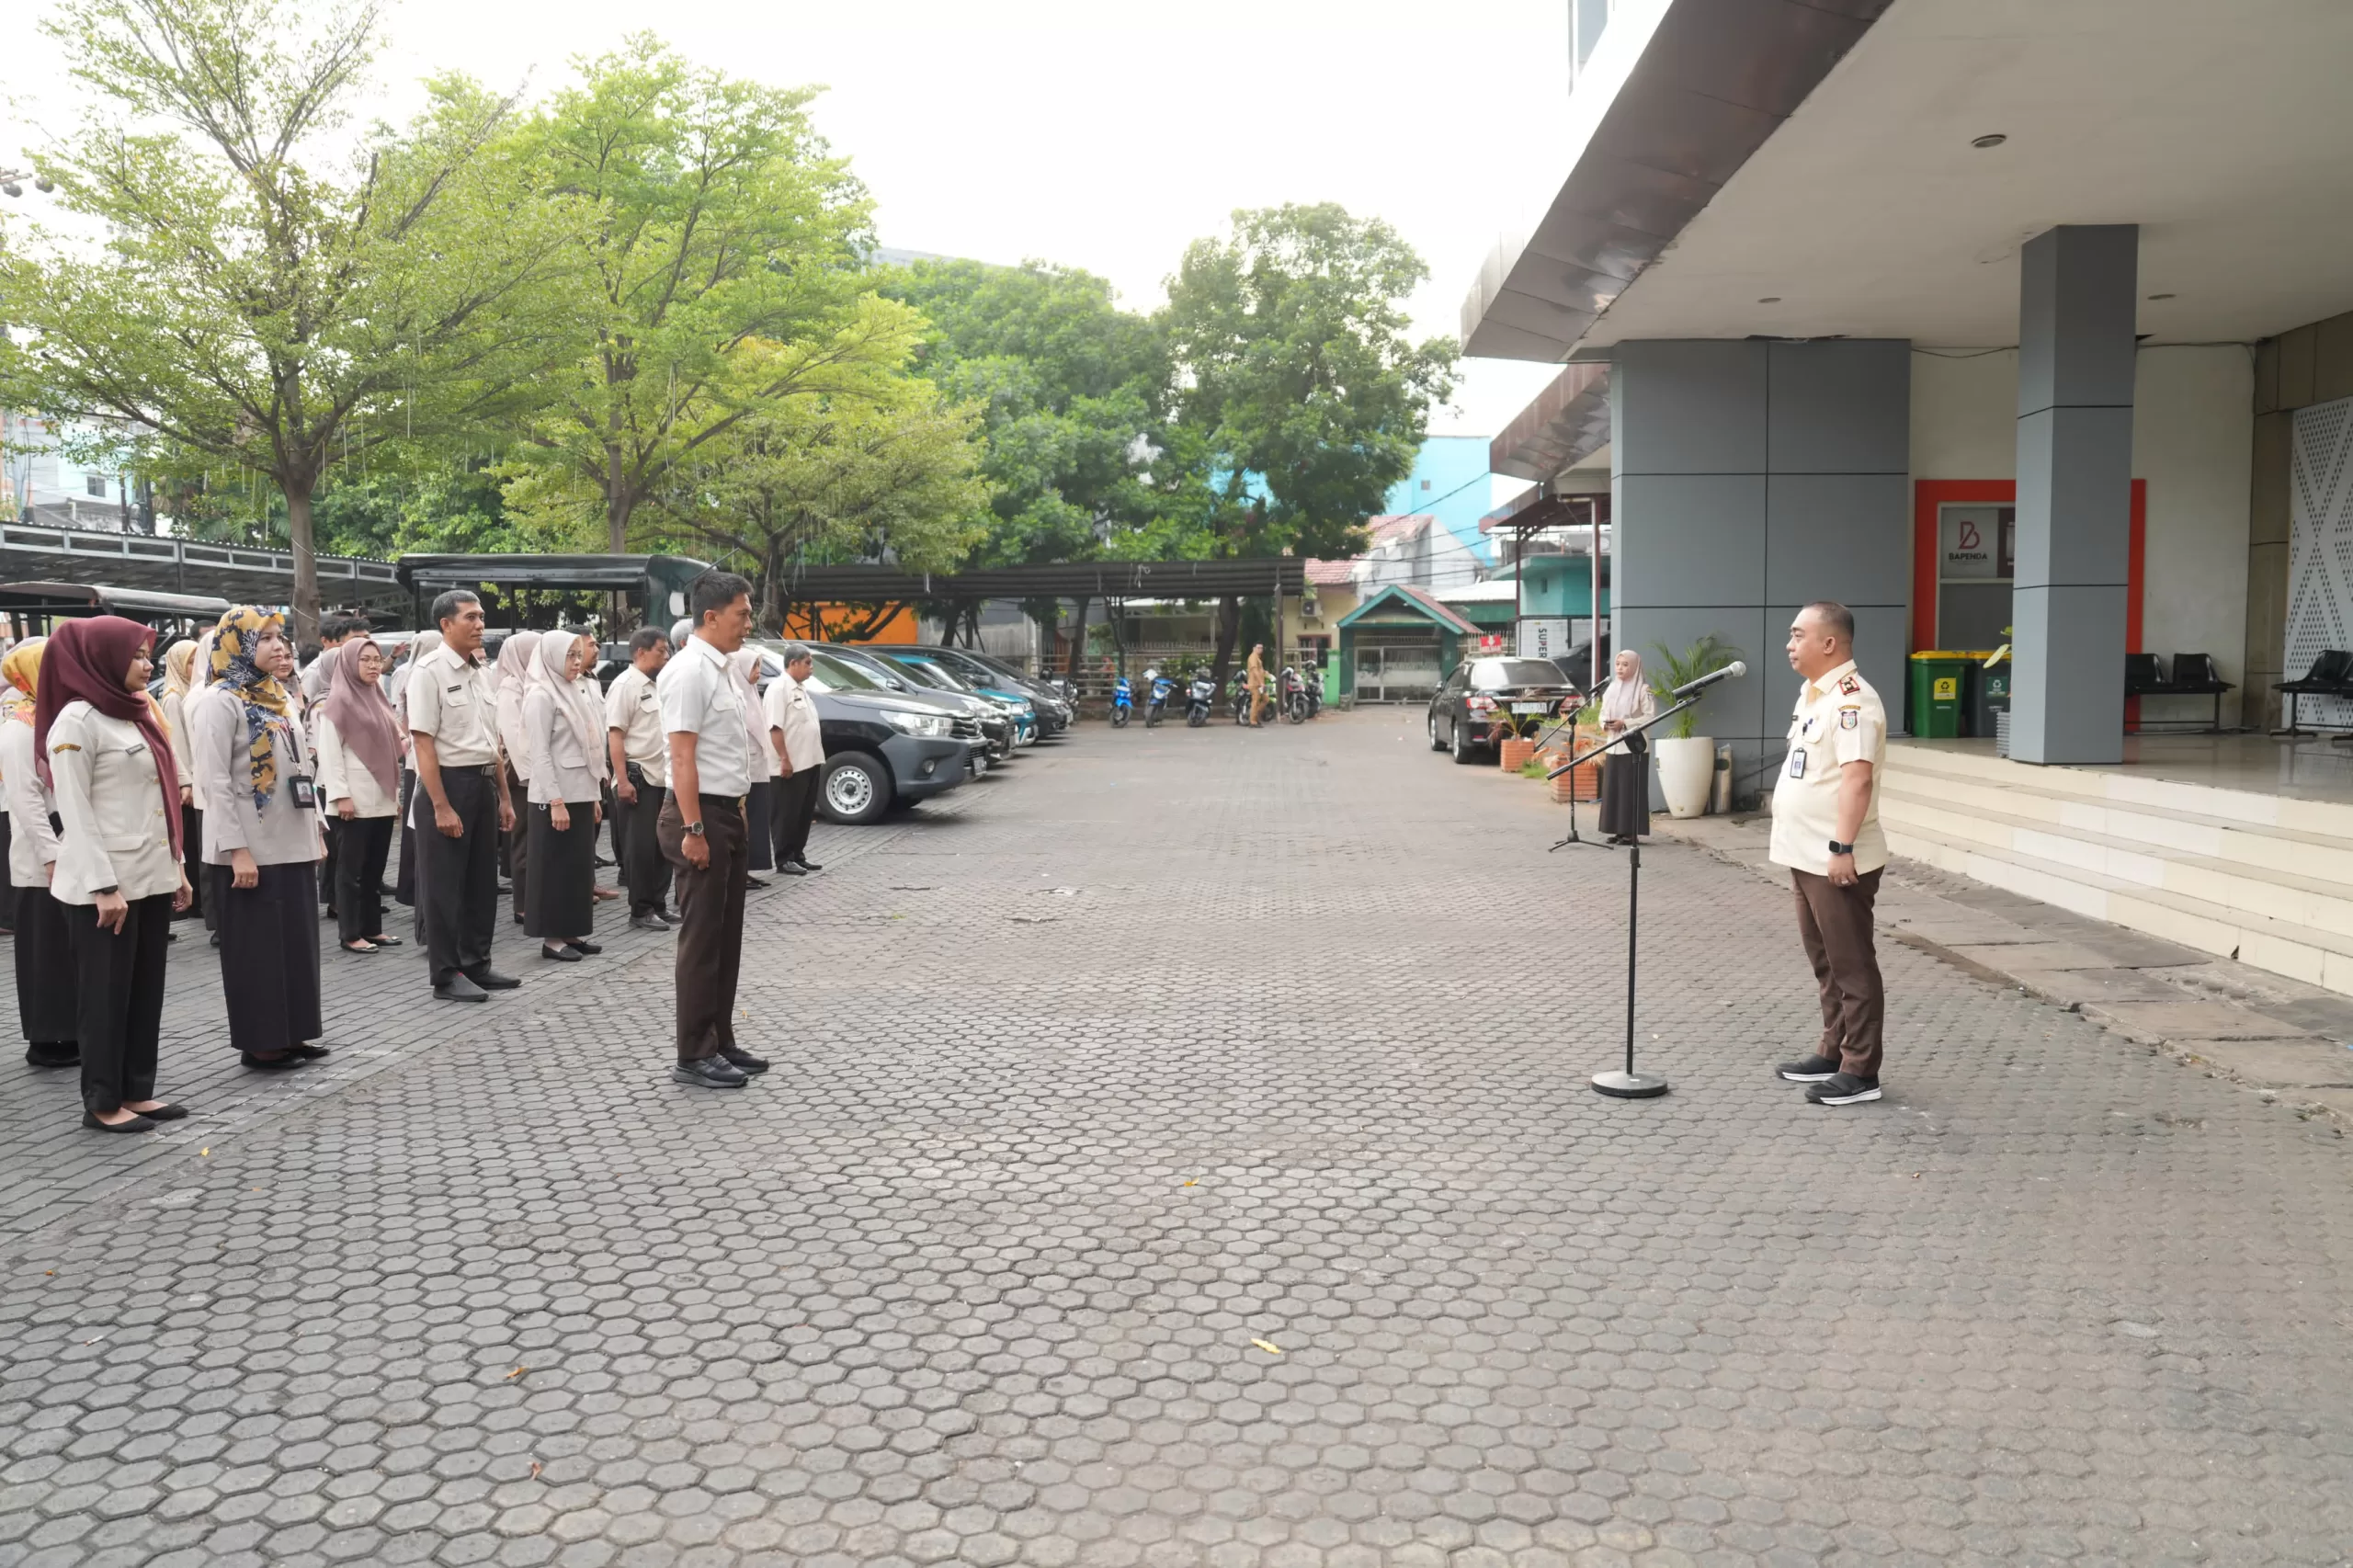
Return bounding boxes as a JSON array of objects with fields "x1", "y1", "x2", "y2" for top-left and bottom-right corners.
[
  {"x1": 405, "y1": 642, "x2": 499, "y2": 767},
  {"x1": 47, "y1": 702, "x2": 185, "y2": 904},
  {"x1": 1768, "y1": 658, "x2": 1888, "y2": 876},
  {"x1": 657, "y1": 635, "x2": 753, "y2": 799},
  {"x1": 605, "y1": 665, "x2": 669, "y2": 789},
  {"x1": 760, "y1": 671, "x2": 825, "y2": 775}
]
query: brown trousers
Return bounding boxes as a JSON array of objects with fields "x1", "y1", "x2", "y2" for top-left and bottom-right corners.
[
  {"x1": 658, "y1": 792, "x2": 746, "y2": 1062},
  {"x1": 1790, "y1": 867, "x2": 1884, "y2": 1078}
]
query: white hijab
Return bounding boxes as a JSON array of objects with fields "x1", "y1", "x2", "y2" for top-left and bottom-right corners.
[
  {"x1": 530, "y1": 630, "x2": 606, "y2": 777},
  {"x1": 1601, "y1": 651, "x2": 1655, "y2": 723}
]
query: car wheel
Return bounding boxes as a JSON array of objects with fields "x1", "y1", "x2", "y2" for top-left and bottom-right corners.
[
  {"x1": 1428, "y1": 711, "x2": 1445, "y2": 752},
  {"x1": 819, "y1": 752, "x2": 891, "y2": 825},
  {"x1": 1451, "y1": 717, "x2": 1480, "y2": 766}
]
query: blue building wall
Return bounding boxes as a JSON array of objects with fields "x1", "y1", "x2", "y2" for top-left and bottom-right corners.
[
  {"x1": 1519, "y1": 555, "x2": 1611, "y2": 619},
  {"x1": 1383, "y1": 437, "x2": 1495, "y2": 563}
]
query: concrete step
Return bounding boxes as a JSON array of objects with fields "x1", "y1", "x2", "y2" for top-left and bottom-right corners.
[
  {"x1": 1881, "y1": 814, "x2": 2353, "y2": 996},
  {"x1": 1885, "y1": 739, "x2": 2353, "y2": 841}
]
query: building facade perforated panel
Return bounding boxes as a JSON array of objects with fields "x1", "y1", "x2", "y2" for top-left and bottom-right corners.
[{"x1": 2285, "y1": 397, "x2": 2353, "y2": 726}]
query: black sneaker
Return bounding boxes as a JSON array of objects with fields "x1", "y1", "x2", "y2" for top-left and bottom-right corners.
[
  {"x1": 629, "y1": 913, "x2": 672, "y2": 933},
  {"x1": 671, "y1": 1057, "x2": 748, "y2": 1089},
  {"x1": 1776, "y1": 1053, "x2": 1840, "y2": 1083},
  {"x1": 719, "y1": 1045, "x2": 769, "y2": 1075},
  {"x1": 1806, "y1": 1073, "x2": 1882, "y2": 1106}
]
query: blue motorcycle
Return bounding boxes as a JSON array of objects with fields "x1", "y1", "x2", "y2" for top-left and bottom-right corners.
[
  {"x1": 1110, "y1": 676, "x2": 1133, "y2": 728},
  {"x1": 1145, "y1": 670, "x2": 1176, "y2": 727}
]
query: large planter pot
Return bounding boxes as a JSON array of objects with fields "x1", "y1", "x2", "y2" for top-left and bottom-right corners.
[
  {"x1": 1498, "y1": 737, "x2": 1539, "y2": 773},
  {"x1": 1654, "y1": 735, "x2": 1716, "y2": 819}
]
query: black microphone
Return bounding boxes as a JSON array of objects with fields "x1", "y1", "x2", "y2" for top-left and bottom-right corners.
[{"x1": 1667, "y1": 660, "x2": 1746, "y2": 701}]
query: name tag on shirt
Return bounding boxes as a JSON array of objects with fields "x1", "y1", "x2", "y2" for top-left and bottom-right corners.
[
  {"x1": 1788, "y1": 748, "x2": 1806, "y2": 779},
  {"x1": 444, "y1": 683, "x2": 472, "y2": 707},
  {"x1": 290, "y1": 776, "x2": 318, "y2": 809}
]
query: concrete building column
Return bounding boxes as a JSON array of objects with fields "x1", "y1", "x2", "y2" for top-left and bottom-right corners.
[
  {"x1": 2009, "y1": 225, "x2": 2138, "y2": 765},
  {"x1": 1611, "y1": 339, "x2": 1909, "y2": 804}
]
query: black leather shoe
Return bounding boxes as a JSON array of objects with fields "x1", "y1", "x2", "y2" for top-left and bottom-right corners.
[
  {"x1": 540, "y1": 943, "x2": 581, "y2": 962},
  {"x1": 466, "y1": 967, "x2": 521, "y2": 991},
  {"x1": 242, "y1": 1051, "x2": 307, "y2": 1071},
  {"x1": 83, "y1": 1111, "x2": 157, "y2": 1133},
  {"x1": 630, "y1": 913, "x2": 672, "y2": 933},
  {"x1": 138, "y1": 1103, "x2": 191, "y2": 1122},
  {"x1": 779, "y1": 862, "x2": 807, "y2": 877},
  {"x1": 743, "y1": 875, "x2": 769, "y2": 891},
  {"x1": 657, "y1": 911, "x2": 681, "y2": 926},
  {"x1": 718, "y1": 1045, "x2": 769, "y2": 1075},
  {"x1": 25, "y1": 1043, "x2": 79, "y2": 1069},
  {"x1": 435, "y1": 974, "x2": 489, "y2": 1003},
  {"x1": 670, "y1": 1057, "x2": 747, "y2": 1089},
  {"x1": 790, "y1": 859, "x2": 822, "y2": 873},
  {"x1": 289, "y1": 1044, "x2": 331, "y2": 1060},
  {"x1": 566, "y1": 940, "x2": 603, "y2": 956}
]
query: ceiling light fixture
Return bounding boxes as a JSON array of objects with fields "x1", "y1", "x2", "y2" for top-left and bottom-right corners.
[
  {"x1": 1757, "y1": 296, "x2": 1781, "y2": 304},
  {"x1": 2147, "y1": 292, "x2": 2176, "y2": 301},
  {"x1": 1971, "y1": 133, "x2": 2007, "y2": 149}
]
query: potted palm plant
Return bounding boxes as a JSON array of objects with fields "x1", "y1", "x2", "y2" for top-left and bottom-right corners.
[{"x1": 1651, "y1": 635, "x2": 1740, "y2": 819}]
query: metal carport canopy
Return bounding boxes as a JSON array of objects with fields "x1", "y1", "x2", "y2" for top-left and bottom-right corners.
[{"x1": 779, "y1": 559, "x2": 1304, "y2": 599}]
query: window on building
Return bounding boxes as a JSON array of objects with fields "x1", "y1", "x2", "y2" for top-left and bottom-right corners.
[
  {"x1": 85, "y1": 474, "x2": 108, "y2": 497},
  {"x1": 1420, "y1": 479, "x2": 1432, "y2": 491}
]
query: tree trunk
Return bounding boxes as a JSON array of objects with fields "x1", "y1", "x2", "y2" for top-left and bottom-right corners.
[
  {"x1": 1208, "y1": 594, "x2": 1241, "y2": 696},
  {"x1": 1065, "y1": 597, "x2": 1090, "y2": 677},
  {"x1": 286, "y1": 475, "x2": 322, "y2": 647},
  {"x1": 605, "y1": 443, "x2": 631, "y2": 553}
]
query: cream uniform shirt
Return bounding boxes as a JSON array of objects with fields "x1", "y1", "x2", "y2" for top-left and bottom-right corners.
[{"x1": 1768, "y1": 657, "x2": 1888, "y2": 877}]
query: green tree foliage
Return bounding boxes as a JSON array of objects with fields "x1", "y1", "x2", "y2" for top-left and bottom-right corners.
[
  {"x1": 0, "y1": 0, "x2": 581, "y2": 639},
  {"x1": 666, "y1": 388, "x2": 990, "y2": 635},
  {"x1": 1160, "y1": 203, "x2": 1459, "y2": 685},
  {"x1": 504, "y1": 36, "x2": 921, "y2": 553}
]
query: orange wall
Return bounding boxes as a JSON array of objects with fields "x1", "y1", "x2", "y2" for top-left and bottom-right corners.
[{"x1": 785, "y1": 603, "x2": 920, "y2": 644}]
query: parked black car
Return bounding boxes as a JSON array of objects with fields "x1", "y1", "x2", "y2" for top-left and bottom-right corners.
[
  {"x1": 1427, "y1": 657, "x2": 1584, "y2": 766},
  {"x1": 813, "y1": 642, "x2": 1009, "y2": 767},
  {"x1": 904, "y1": 645, "x2": 1074, "y2": 735},
  {"x1": 745, "y1": 643, "x2": 972, "y2": 824}
]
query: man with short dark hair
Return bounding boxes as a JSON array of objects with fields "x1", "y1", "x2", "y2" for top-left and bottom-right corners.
[
  {"x1": 656, "y1": 573, "x2": 763, "y2": 1087},
  {"x1": 607, "y1": 627, "x2": 675, "y2": 931},
  {"x1": 1771, "y1": 600, "x2": 1890, "y2": 1106},
  {"x1": 761, "y1": 644, "x2": 824, "y2": 876},
  {"x1": 407, "y1": 590, "x2": 518, "y2": 1003}
]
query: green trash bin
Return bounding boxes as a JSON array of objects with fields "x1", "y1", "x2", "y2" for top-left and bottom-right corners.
[
  {"x1": 1906, "y1": 651, "x2": 1972, "y2": 738},
  {"x1": 1964, "y1": 653, "x2": 2011, "y2": 738}
]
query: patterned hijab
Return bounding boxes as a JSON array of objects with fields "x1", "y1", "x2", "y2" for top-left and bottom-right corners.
[
  {"x1": 210, "y1": 606, "x2": 297, "y2": 816},
  {"x1": 2, "y1": 637, "x2": 42, "y2": 726}
]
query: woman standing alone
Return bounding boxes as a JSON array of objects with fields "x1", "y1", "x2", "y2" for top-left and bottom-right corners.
[
  {"x1": 1597, "y1": 649, "x2": 1656, "y2": 846},
  {"x1": 191, "y1": 608, "x2": 326, "y2": 1071},
  {"x1": 3, "y1": 638, "x2": 79, "y2": 1069},
  {"x1": 314, "y1": 636, "x2": 405, "y2": 954},
  {"x1": 38, "y1": 617, "x2": 194, "y2": 1131},
  {"x1": 523, "y1": 628, "x2": 607, "y2": 961}
]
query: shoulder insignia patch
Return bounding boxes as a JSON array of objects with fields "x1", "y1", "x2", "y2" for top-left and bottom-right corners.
[
  {"x1": 1836, "y1": 675, "x2": 1861, "y2": 696},
  {"x1": 50, "y1": 743, "x2": 82, "y2": 754},
  {"x1": 1840, "y1": 709, "x2": 1859, "y2": 730}
]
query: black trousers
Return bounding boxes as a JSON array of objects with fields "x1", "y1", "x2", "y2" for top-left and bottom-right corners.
[
  {"x1": 15, "y1": 883, "x2": 79, "y2": 1046},
  {"x1": 319, "y1": 816, "x2": 341, "y2": 908},
  {"x1": 745, "y1": 779, "x2": 775, "y2": 872},
  {"x1": 67, "y1": 892, "x2": 171, "y2": 1115},
  {"x1": 772, "y1": 768, "x2": 820, "y2": 865},
  {"x1": 614, "y1": 771, "x2": 672, "y2": 917},
  {"x1": 178, "y1": 801, "x2": 206, "y2": 921},
  {"x1": 659, "y1": 793, "x2": 746, "y2": 1062},
  {"x1": 210, "y1": 860, "x2": 324, "y2": 1052},
  {"x1": 394, "y1": 769, "x2": 418, "y2": 907},
  {"x1": 419, "y1": 766, "x2": 501, "y2": 986},
  {"x1": 504, "y1": 763, "x2": 529, "y2": 925},
  {"x1": 0, "y1": 812, "x2": 12, "y2": 915},
  {"x1": 335, "y1": 814, "x2": 395, "y2": 946}
]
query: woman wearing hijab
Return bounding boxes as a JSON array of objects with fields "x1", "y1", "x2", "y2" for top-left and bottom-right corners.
[
  {"x1": 523, "y1": 628, "x2": 608, "y2": 960},
  {"x1": 39, "y1": 617, "x2": 194, "y2": 1130},
  {"x1": 315, "y1": 636, "x2": 406, "y2": 953},
  {"x1": 1597, "y1": 649, "x2": 1657, "y2": 846},
  {"x1": 732, "y1": 647, "x2": 777, "y2": 886},
  {"x1": 159, "y1": 639, "x2": 206, "y2": 924},
  {"x1": 3, "y1": 638, "x2": 79, "y2": 1069},
  {"x1": 493, "y1": 631, "x2": 540, "y2": 926},
  {"x1": 191, "y1": 608, "x2": 326, "y2": 1071},
  {"x1": 392, "y1": 629, "x2": 441, "y2": 912}
]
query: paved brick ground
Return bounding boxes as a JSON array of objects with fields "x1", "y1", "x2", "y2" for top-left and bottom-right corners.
[{"x1": 2, "y1": 709, "x2": 2349, "y2": 1568}]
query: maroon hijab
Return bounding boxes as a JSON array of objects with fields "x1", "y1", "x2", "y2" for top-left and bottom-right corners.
[
  {"x1": 319, "y1": 636, "x2": 404, "y2": 799},
  {"x1": 33, "y1": 616, "x2": 184, "y2": 863}
]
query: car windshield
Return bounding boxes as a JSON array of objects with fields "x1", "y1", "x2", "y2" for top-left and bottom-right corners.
[
  {"x1": 818, "y1": 646, "x2": 904, "y2": 686},
  {"x1": 927, "y1": 651, "x2": 1004, "y2": 687},
  {"x1": 1472, "y1": 659, "x2": 1568, "y2": 689},
  {"x1": 892, "y1": 657, "x2": 970, "y2": 692},
  {"x1": 803, "y1": 650, "x2": 881, "y2": 691}
]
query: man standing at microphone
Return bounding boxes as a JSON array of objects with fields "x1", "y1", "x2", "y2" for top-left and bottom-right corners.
[{"x1": 1769, "y1": 601, "x2": 1890, "y2": 1106}]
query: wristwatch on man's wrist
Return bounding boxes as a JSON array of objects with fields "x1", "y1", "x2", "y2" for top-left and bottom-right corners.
[
  {"x1": 1827, "y1": 840, "x2": 1854, "y2": 856},
  {"x1": 684, "y1": 820, "x2": 706, "y2": 837}
]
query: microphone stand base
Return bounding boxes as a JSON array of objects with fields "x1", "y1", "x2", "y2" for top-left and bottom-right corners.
[{"x1": 1591, "y1": 1070, "x2": 1670, "y2": 1100}]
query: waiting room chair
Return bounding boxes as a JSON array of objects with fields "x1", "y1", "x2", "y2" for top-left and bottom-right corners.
[
  {"x1": 2163, "y1": 653, "x2": 2234, "y2": 733},
  {"x1": 2274, "y1": 649, "x2": 2353, "y2": 736}
]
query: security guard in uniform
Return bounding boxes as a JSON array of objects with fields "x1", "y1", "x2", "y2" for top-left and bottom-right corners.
[{"x1": 1768, "y1": 600, "x2": 1889, "y2": 1106}]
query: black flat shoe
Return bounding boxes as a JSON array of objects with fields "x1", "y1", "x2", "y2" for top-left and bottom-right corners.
[
  {"x1": 242, "y1": 1051, "x2": 308, "y2": 1071},
  {"x1": 742, "y1": 875, "x2": 769, "y2": 890},
  {"x1": 718, "y1": 1045, "x2": 769, "y2": 1075},
  {"x1": 790, "y1": 859, "x2": 822, "y2": 873},
  {"x1": 83, "y1": 1111, "x2": 156, "y2": 1133},
  {"x1": 540, "y1": 944, "x2": 581, "y2": 962},
  {"x1": 466, "y1": 968, "x2": 521, "y2": 991},
  {"x1": 565, "y1": 940, "x2": 603, "y2": 957},
  {"x1": 132, "y1": 1103, "x2": 190, "y2": 1122},
  {"x1": 288, "y1": 1044, "x2": 331, "y2": 1060},
  {"x1": 435, "y1": 974, "x2": 488, "y2": 1004}
]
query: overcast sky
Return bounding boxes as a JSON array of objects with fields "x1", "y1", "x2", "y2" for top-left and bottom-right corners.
[{"x1": 9, "y1": 0, "x2": 1569, "y2": 443}]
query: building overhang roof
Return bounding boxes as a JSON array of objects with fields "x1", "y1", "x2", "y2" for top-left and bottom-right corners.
[{"x1": 1336, "y1": 584, "x2": 1483, "y2": 638}]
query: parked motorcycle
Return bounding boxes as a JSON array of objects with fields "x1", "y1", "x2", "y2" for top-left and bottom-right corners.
[
  {"x1": 1186, "y1": 672, "x2": 1216, "y2": 727},
  {"x1": 1145, "y1": 669, "x2": 1175, "y2": 727},
  {"x1": 1280, "y1": 665, "x2": 1312, "y2": 724},
  {"x1": 1110, "y1": 676, "x2": 1132, "y2": 728},
  {"x1": 1230, "y1": 675, "x2": 1255, "y2": 725}
]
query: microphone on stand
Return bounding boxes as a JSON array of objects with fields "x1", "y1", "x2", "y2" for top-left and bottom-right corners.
[{"x1": 1666, "y1": 660, "x2": 1747, "y2": 701}]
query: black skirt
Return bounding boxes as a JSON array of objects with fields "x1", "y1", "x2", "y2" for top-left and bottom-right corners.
[
  {"x1": 1598, "y1": 738, "x2": 1651, "y2": 840},
  {"x1": 745, "y1": 780, "x2": 776, "y2": 871},
  {"x1": 14, "y1": 883, "x2": 79, "y2": 1045},
  {"x1": 210, "y1": 859, "x2": 324, "y2": 1052},
  {"x1": 525, "y1": 801, "x2": 597, "y2": 938}
]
